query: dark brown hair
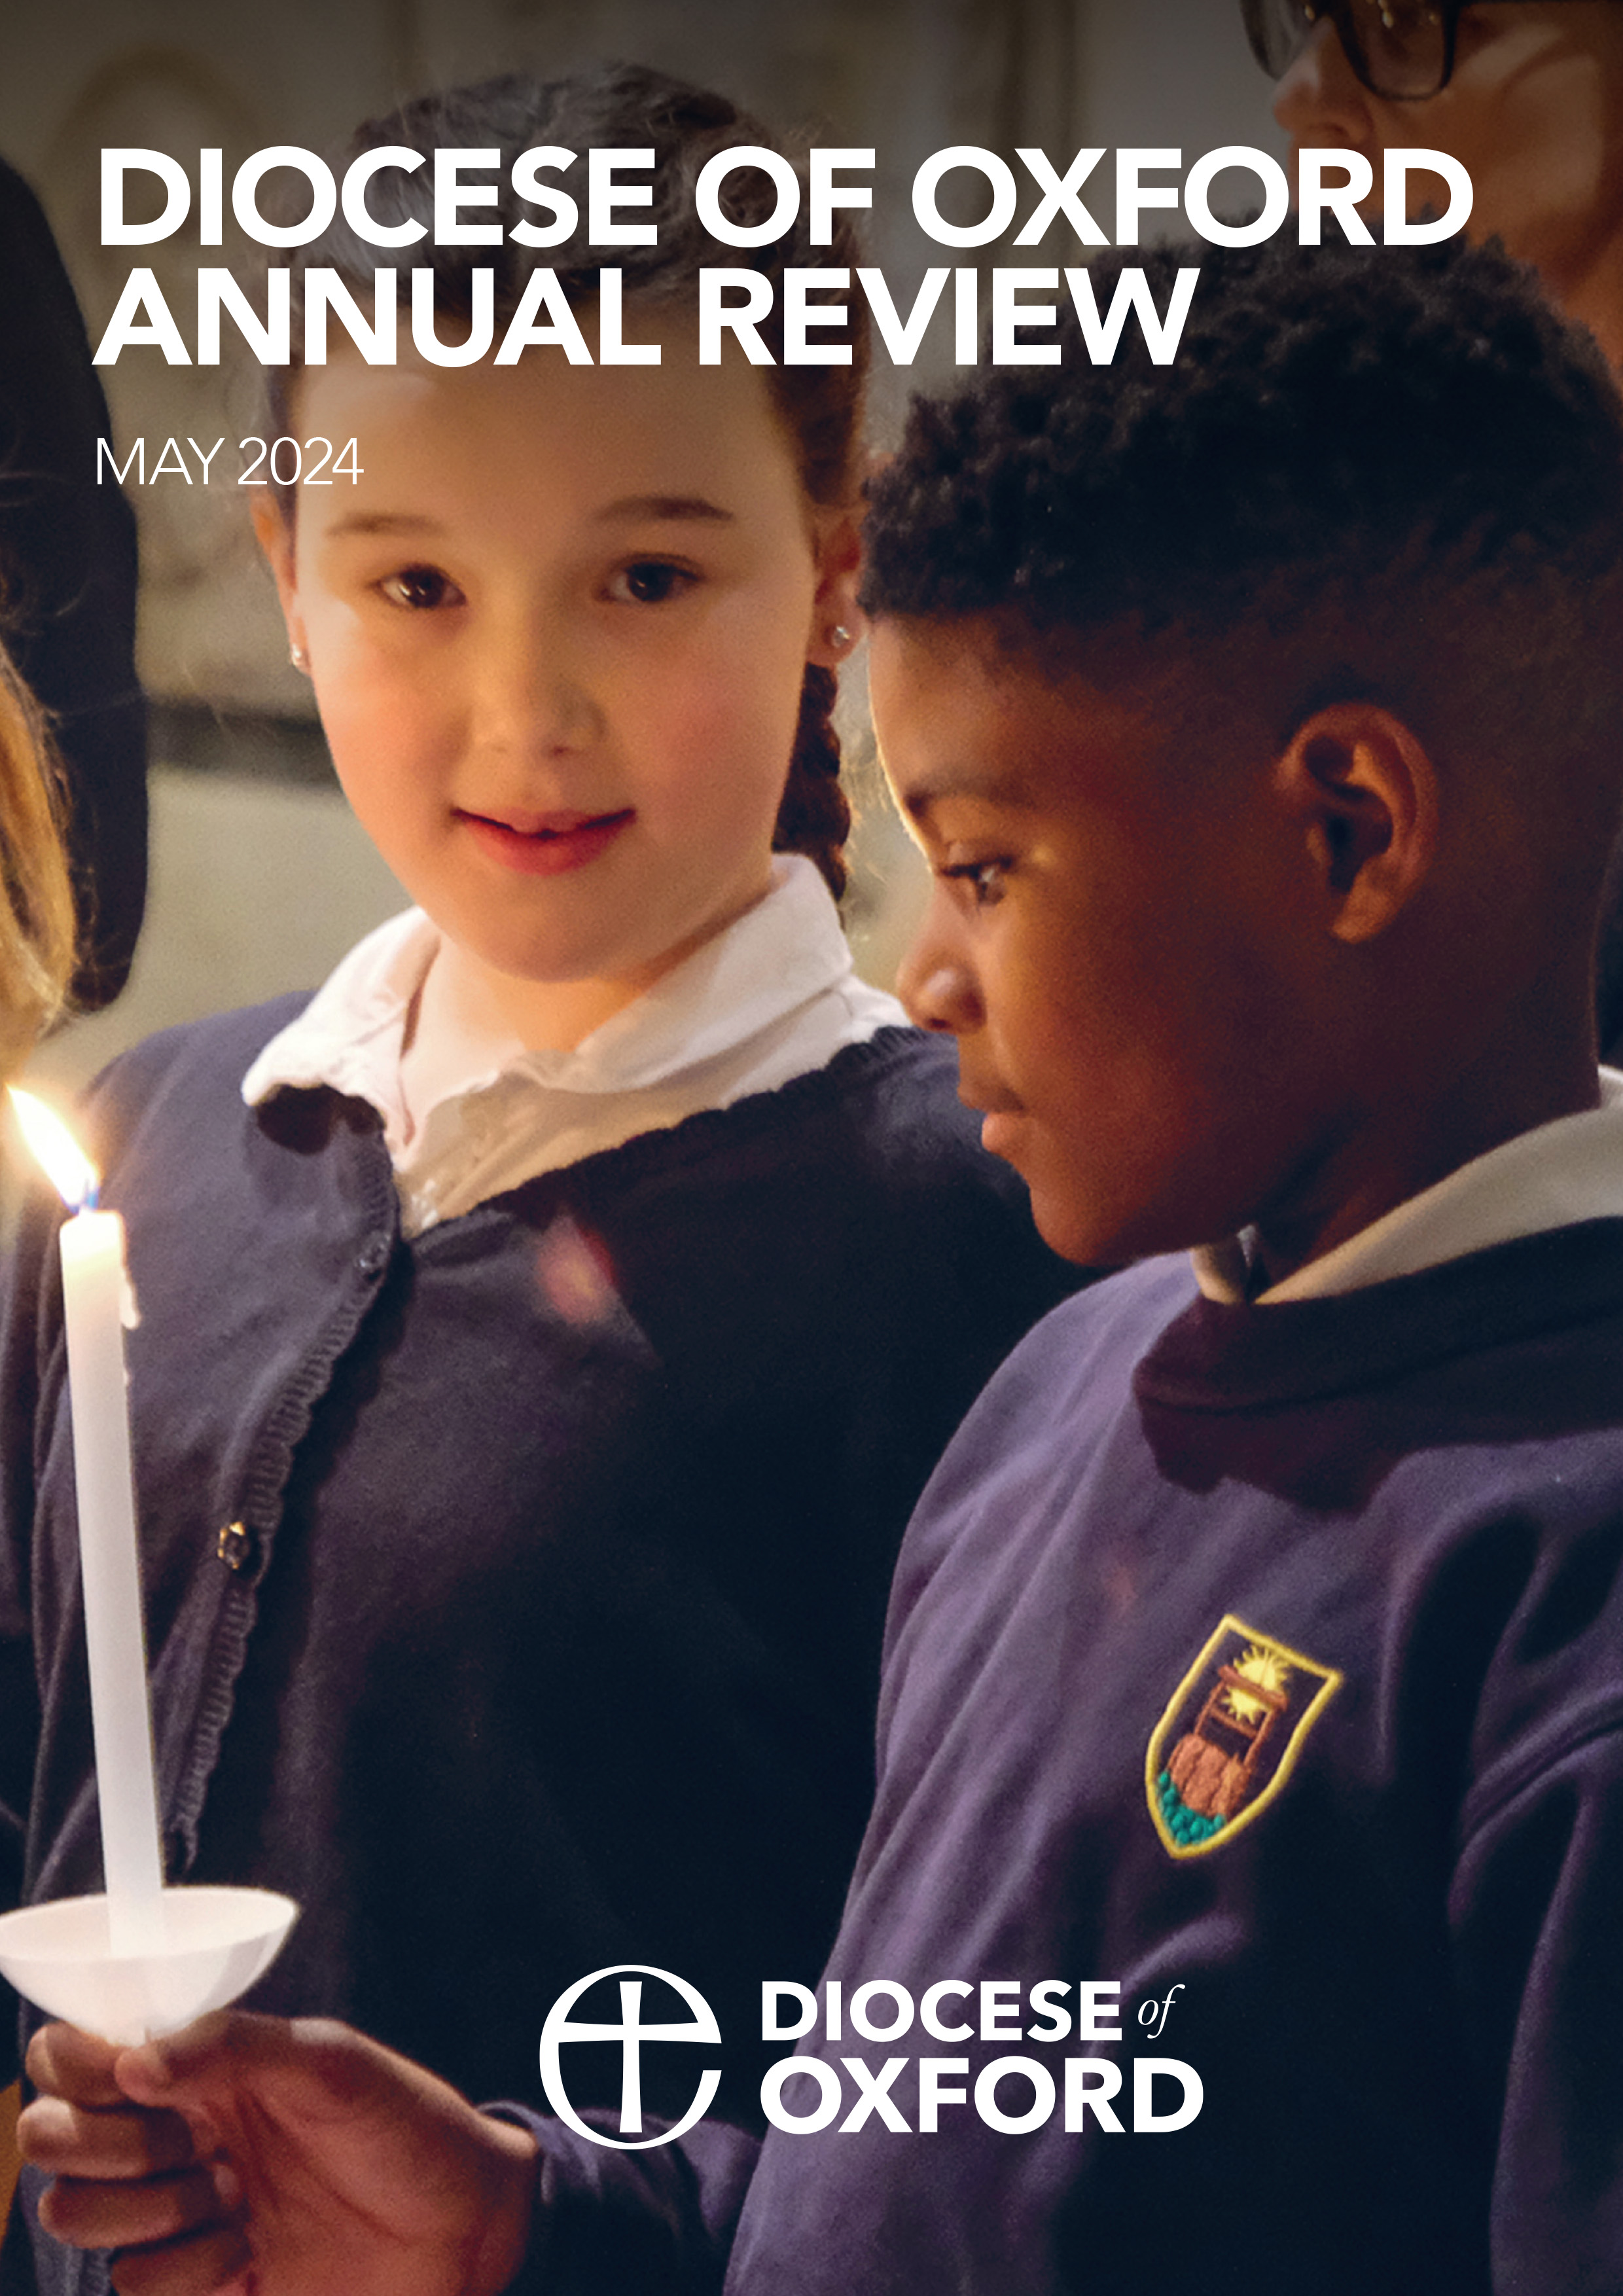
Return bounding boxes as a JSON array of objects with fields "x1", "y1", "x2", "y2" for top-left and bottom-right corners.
[{"x1": 269, "y1": 63, "x2": 870, "y2": 895}]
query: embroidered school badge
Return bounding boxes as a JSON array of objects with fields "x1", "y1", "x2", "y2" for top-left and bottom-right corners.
[{"x1": 1146, "y1": 1617, "x2": 1342, "y2": 1859}]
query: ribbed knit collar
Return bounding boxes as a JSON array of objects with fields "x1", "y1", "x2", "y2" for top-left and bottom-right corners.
[{"x1": 1137, "y1": 1219, "x2": 1623, "y2": 1412}]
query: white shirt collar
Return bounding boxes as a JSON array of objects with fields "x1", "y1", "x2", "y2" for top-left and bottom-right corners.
[
  {"x1": 241, "y1": 857, "x2": 906, "y2": 1231},
  {"x1": 1194, "y1": 1069, "x2": 1623, "y2": 1304},
  {"x1": 240, "y1": 905, "x2": 433, "y2": 1148}
]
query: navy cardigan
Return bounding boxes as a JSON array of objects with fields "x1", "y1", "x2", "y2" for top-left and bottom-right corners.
[{"x1": 0, "y1": 1007, "x2": 1078, "y2": 2196}]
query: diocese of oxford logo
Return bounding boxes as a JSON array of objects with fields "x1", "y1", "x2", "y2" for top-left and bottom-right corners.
[
  {"x1": 1146, "y1": 1615, "x2": 1342, "y2": 1859},
  {"x1": 539, "y1": 1965, "x2": 721, "y2": 2149}
]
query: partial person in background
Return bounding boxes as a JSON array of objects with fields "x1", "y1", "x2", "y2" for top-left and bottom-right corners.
[
  {"x1": 0, "y1": 160, "x2": 145, "y2": 1009},
  {"x1": 0, "y1": 649, "x2": 73, "y2": 1073},
  {"x1": 1240, "y1": 0, "x2": 1623, "y2": 1060}
]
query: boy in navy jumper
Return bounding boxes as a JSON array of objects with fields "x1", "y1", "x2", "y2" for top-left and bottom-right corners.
[{"x1": 22, "y1": 238, "x2": 1623, "y2": 2296}]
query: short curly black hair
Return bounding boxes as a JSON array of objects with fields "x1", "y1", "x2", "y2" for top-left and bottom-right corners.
[{"x1": 862, "y1": 238, "x2": 1623, "y2": 874}]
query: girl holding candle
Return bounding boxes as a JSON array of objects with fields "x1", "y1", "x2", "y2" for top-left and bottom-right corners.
[{"x1": 3, "y1": 62, "x2": 1077, "y2": 2293}]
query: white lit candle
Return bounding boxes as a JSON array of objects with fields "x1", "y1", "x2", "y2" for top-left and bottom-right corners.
[{"x1": 10, "y1": 1089, "x2": 164, "y2": 1956}]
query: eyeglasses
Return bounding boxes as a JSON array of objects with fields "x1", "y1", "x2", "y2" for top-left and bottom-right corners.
[{"x1": 1241, "y1": 0, "x2": 1572, "y2": 102}]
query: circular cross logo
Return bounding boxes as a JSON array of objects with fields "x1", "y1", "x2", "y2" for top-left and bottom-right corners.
[{"x1": 539, "y1": 1964, "x2": 722, "y2": 2149}]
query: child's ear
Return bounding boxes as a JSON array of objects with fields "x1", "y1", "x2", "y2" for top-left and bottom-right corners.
[
  {"x1": 805, "y1": 508, "x2": 863, "y2": 670},
  {"x1": 252, "y1": 495, "x2": 308, "y2": 664},
  {"x1": 1275, "y1": 702, "x2": 1440, "y2": 944}
]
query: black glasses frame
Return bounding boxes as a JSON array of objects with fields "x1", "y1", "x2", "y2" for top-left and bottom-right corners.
[{"x1": 1240, "y1": 0, "x2": 1554, "y2": 103}]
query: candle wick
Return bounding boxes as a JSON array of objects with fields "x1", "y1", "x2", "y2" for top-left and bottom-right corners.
[{"x1": 79, "y1": 1182, "x2": 99, "y2": 1214}]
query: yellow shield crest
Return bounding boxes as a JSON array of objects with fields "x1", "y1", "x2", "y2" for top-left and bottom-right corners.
[{"x1": 1146, "y1": 1615, "x2": 1342, "y2": 1859}]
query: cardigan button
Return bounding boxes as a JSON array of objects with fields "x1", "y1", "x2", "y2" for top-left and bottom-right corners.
[
  {"x1": 356, "y1": 1236, "x2": 389, "y2": 1278},
  {"x1": 216, "y1": 1522, "x2": 254, "y2": 1572}
]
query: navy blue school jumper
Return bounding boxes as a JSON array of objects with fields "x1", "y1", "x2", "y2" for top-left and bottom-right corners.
[
  {"x1": 0, "y1": 1000, "x2": 1079, "y2": 2295},
  {"x1": 520, "y1": 1223, "x2": 1623, "y2": 2296}
]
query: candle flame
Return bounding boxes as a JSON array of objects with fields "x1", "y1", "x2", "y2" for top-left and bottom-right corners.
[{"x1": 8, "y1": 1088, "x2": 99, "y2": 1211}]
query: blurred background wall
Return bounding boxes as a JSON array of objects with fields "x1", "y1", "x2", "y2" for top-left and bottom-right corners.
[{"x1": 3, "y1": 0, "x2": 1280, "y2": 1088}]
